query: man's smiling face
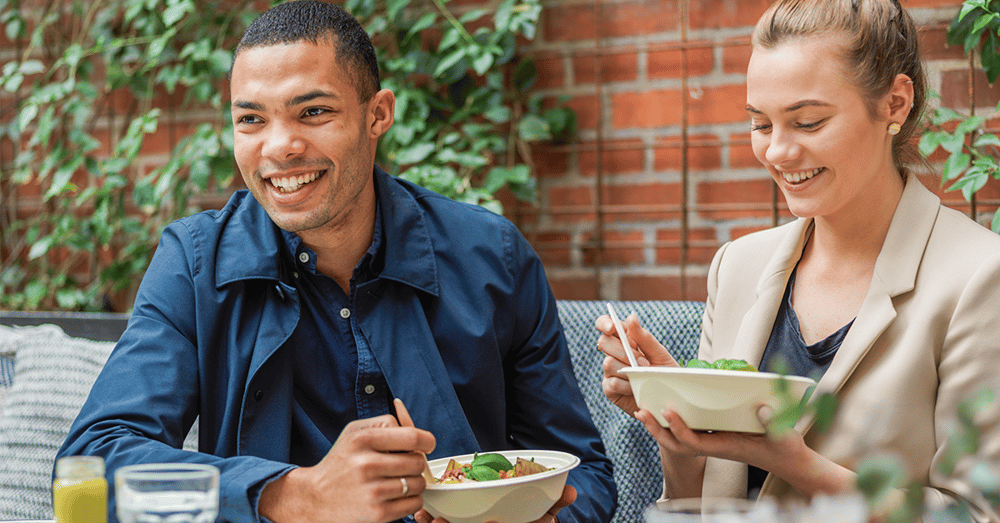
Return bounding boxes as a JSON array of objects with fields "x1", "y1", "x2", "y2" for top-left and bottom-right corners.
[{"x1": 230, "y1": 39, "x2": 377, "y2": 234}]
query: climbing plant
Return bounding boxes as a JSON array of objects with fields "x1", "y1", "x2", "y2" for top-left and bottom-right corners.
[{"x1": 0, "y1": 0, "x2": 570, "y2": 310}]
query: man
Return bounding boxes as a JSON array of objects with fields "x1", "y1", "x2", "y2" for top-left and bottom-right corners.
[{"x1": 56, "y1": 2, "x2": 616, "y2": 522}]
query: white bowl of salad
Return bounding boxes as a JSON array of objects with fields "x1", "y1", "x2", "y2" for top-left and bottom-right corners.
[
  {"x1": 422, "y1": 449, "x2": 580, "y2": 523},
  {"x1": 623, "y1": 359, "x2": 817, "y2": 434}
]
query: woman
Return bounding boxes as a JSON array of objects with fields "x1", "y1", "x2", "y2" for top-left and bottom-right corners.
[{"x1": 596, "y1": 0, "x2": 1000, "y2": 519}]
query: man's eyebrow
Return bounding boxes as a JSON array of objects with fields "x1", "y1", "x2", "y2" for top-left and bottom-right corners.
[
  {"x1": 231, "y1": 90, "x2": 341, "y2": 111},
  {"x1": 232, "y1": 100, "x2": 264, "y2": 111},
  {"x1": 287, "y1": 90, "x2": 340, "y2": 108}
]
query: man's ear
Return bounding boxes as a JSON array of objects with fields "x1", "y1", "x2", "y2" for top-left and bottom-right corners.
[{"x1": 368, "y1": 88, "x2": 395, "y2": 139}]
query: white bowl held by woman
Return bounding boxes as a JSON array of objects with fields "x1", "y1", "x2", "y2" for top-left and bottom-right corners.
[
  {"x1": 422, "y1": 449, "x2": 580, "y2": 523},
  {"x1": 622, "y1": 367, "x2": 817, "y2": 434}
]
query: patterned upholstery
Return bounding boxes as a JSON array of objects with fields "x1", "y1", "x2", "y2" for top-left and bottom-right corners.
[
  {"x1": 557, "y1": 300, "x2": 705, "y2": 523},
  {"x1": 0, "y1": 324, "x2": 198, "y2": 520}
]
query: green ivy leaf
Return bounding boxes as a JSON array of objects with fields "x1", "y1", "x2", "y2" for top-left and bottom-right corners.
[
  {"x1": 480, "y1": 199, "x2": 504, "y2": 216},
  {"x1": 957, "y1": 115, "x2": 986, "y2": 135},
  {"x1": 974, "y1": 133, "x2": 1000, "y2": 149},
  {"x1": 189, "y1": 158, "x2": 211, "y2": 189},
  {"x1": 437, "y1": 30, "x2": 461, "y2": 54},
  {"x1": 28, "y1": 235, "x2": 54, "y2": 261},
  {"x1": 63, "y1": 43, "x2": 85, "y2": 69},
  {"x1": 104, "y1": 158, "x2": 129, "y2": 175},
  {"x1": 459, "y1": 8, "x2": 490, "y2": 24},
  {"x1": 19, "y1": 59, "x2": 44, "y2": 75},
  {"x1": 24, "y1": 280, "x2": 47, "y2": 308},
  {"x1": 406, "y1": 12, "x2": 437, "y2": 41},
  {"x1": 972, "y1": 11, "x2": 998, "y2": 34},
  {"x1": 483, "y1": 105, "x2": 511, "y2": 124},
  {"x1": 393, "y1": 142, "x2": 436, "y2": 165},
  {"x1": 163, "y1": 0, "x2": 194, "y2": 26},
  {"x1": 932, "y1": 107, "x2": 965, "y2": 126},
  {"x1": 56, "y1": 288, "x2": 85, "y2": 309},
  {"x1": 17, "y1": 104, "x2": 37, "y2": 130},
  {"x1": 435, "y1": 48, "x2": 467, "y2": 77},
  {"x1": 513, "y1": 58, "x2": 536, "y2": 93},
  {"x1": 45, "y1": 155, "x2": 83, "y2": 200},
  {"x1": 438, "y1": 148, "x2": 488, "y2": 168},
  {"x1": 508, "y1": 176, "x2": 537, "y2": 204},
  {"x1": 387, "y1": 0, "x2": 410, "y2": 21},
  {"x1": 208, "y1": 49, "x2": 232, "y2": 75},
  {"x1": 3, "y1": 72, "x2": 23, "y2": 92},
  {"x1": 543, "y1": 106, "x2": 577, "y2": 141},
  {"x1": 942, "y1": 152, "x2": 971, "y2": 182},
  {"x1": 941, "y1": 131, "x2": 967, "y2": 155},
  {"x1": 983, "y1": 32, "x2": 999, "y2": 84},
  {"x1": 919, "y1": 132, "x2": 945, "y2": 157},
  {"x1": 494, "y1": 0, "x2": 516, "y2": 30},
  {"x1": 4, "y1": 15, "x2": 24, "y2": 41},
  {"x1": 472, "y1": 51, "x2": 494, "y2": 75},
  {"x1": 517, "y1": 114, "x2": 551, "y2": 141}
]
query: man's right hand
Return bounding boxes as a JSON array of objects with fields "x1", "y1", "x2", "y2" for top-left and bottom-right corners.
[{"x1": 258, "y1": 414, "x2": 436, "y2": 523}]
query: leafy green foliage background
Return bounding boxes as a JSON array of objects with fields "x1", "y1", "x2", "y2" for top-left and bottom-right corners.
[
  {"x1": 0, "y1": 0, "x2": 572, "y2": 310},
  {"x1": 920, "y1": 0, "x2": 1000, "y2": 232}
]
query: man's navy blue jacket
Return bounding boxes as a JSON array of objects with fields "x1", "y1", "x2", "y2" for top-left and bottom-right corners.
[{"x1": 58, "y1": 167, "x2": 616, "y2": 522}]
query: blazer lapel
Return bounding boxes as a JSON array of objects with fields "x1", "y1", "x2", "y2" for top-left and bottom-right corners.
[
  {"x1": 760, "y1": 178, "x2": 940, "y2": 498},
  {"x1": 732, "y1": 219, "x2": 813, "y2": 366},
  {"x1": 799, "y1": 177, "x2": 940, "y2": 433}
]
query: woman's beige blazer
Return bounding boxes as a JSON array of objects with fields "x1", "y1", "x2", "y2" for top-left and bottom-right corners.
[{"x1": 697, "y1": 177, "x2": 1000, "y2": 520}]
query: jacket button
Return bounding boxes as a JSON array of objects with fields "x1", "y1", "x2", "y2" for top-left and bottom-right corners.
[{"x1": 255, "y1": 390, "x2": 263, "y2": 401}]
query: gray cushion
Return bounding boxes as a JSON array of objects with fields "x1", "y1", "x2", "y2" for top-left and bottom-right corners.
[
  {"x1": 0, "y1": 324, "x2": 116, "y2": 520},
  {"x1": 0, "y1": 324, "x2": 199, "y2": 520},
  {"x1": 557, "y1": 300, "x2": 704, "y2": 523}
]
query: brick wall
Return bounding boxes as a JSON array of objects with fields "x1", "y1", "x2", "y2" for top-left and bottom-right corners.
[
  {"x1": 515, "y1": 0, "x2": 1000, "y2": 301},
  {"x1": 2, "y1": 0, "x2": 998, "y2": 309}
]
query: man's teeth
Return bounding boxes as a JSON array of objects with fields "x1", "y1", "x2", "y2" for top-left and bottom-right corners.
[
  {"x1": 782, "y1": 167, "x2": 822, "y2": 184},
  {"x1": 269, "y1": 171, "x2": 321, "y2": 193}
]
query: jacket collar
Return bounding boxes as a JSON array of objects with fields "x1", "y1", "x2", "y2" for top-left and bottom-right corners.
[
  {"x1": 214, "y1": 166, "x2": 440, "y2": 296},
  {"x1": 814, "y1": 176, "x2": 939, "y2": 397}
]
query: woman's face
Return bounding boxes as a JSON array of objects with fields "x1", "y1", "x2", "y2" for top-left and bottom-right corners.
[{"x1": 746, "y1": 35, "x2": 895, "y2": 221}]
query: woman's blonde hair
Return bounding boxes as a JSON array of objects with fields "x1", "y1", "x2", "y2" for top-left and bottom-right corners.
[{"x1": 753, "y1": 0, "x2": 926, "y2": 168}]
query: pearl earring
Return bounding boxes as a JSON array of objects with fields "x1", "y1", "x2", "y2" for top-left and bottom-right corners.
[{"x1": 888, "y1": 122, "x2": 902, "y2": 136}]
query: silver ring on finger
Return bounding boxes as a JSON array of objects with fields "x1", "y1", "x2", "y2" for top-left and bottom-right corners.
[{"x1": 400, "y1": 476, "x2": 409, "y2": 497}]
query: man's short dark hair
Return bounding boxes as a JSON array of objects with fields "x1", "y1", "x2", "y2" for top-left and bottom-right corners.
[{"x1": 234, "y1": 0, "x2": 381, "y2": 102}]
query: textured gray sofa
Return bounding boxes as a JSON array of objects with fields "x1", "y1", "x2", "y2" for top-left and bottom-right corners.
[{"x1": 0, "y1": 300, "x2": 705, "y2": 522}]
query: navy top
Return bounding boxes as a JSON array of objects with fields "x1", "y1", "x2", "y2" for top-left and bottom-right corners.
[
  {"x1": 747, "y1": 268, "x2": 852, "y2": 499},
  {"x1": 281, "y1": 204, "x2": 394, "y2": 467}
]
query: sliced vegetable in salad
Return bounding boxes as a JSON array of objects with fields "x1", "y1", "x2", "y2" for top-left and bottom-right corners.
[{"x1": 436, "y1": 452, "x2": 552, "y2": 484}]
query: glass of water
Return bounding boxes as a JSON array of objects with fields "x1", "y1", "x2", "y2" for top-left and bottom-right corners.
[{"x1": 115, "y1": 463, "x2": 219, "y2": 523}]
